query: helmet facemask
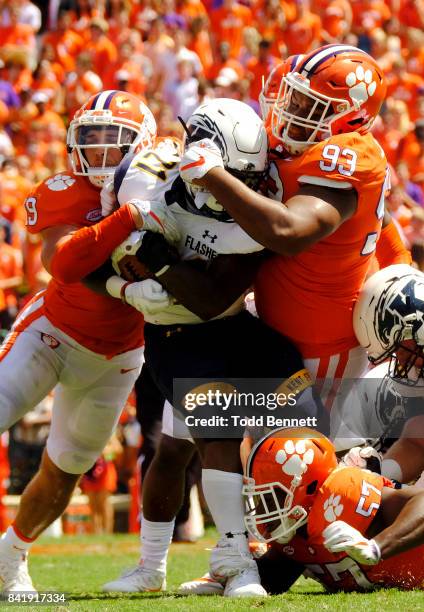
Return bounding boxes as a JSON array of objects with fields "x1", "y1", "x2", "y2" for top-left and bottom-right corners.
[
  {"x1": 243, "y1": 476, "x2": 308, "y2": 544},
  {"x1": 67, "y1": 110, "x2": 151, "y2": 186},
  {"x1": 271, "y1": 72, "x2": 351, "y2": 154}
]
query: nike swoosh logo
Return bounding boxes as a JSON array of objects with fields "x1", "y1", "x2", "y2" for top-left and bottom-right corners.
[
  {"x1": 180, "y1": 155, "x2": 205, "y2": 171},
  {"x1": 120, "y1": 367, "x2": 138, "y2": 374}
]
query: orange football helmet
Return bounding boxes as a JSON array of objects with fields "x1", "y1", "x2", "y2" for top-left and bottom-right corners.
[
  {"x1": 259, "y1": 54, "x2": 304, "y2": 121},
  {"x1": 243, "y1": 427, "x2": 337, "y2": 544},
  {"x1": 67, "y1": 90, "x2": 157, "y2": 186},
  {"x1": 271, "y1": 44, "x2": 386, "y2": 154}
]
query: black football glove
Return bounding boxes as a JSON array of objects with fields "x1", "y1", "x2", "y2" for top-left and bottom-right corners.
[{"x1": 136, "y1": 231, "x2": 180, "y2": 276}]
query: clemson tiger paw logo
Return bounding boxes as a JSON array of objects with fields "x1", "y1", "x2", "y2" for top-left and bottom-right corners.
[
  {"x1": 46, "y1": 174, "x2": 75, "y2": 191},
  {"x1": 345, "y1": 66, "x2": 376, "y2": 105},
  {"x1": 323, "y1": 494, "x2": 344, "y2": 522},
  {"x1": 275, "y1": 440, "x2": 314, "y2": 477}
]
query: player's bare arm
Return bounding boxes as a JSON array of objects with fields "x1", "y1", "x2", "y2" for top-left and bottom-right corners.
[
  {"x1": 185, "y1": 167, "x2": 358, "y2": 256},
  {"x1": 158, "y1": 251, "x2": 268, "y2": 320},
  {"x1": 372, "y1": 486, "x2": 424, "y2": 559}
]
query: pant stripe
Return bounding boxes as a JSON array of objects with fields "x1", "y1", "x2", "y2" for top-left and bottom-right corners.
[{"x1": 324, "y1": 349, "x2": 350, "y2": 411}]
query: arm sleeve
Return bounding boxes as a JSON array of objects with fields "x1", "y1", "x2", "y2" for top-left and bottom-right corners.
[
  {"x1": 50, "y1": 205, "x2": 136, "y2": 284},
  {"x1": 375, "y1": 220, "x2": 412, "y2": 269}
]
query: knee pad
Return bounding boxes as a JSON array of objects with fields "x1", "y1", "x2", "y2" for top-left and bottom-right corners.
[{"x1": 46, "y1": 438, "x2": 99, "y2": 475}]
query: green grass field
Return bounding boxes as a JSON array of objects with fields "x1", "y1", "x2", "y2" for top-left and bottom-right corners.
[{"x1": 14, "y1": 531, "x2": 423, "y2": 612}]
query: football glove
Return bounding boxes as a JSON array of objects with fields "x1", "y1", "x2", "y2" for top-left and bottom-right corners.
[
  {"x1": 134, "y1": 231, "x2": 180, "y2": 276},
  {"x1": 106, "y1": 276, "x2": 171, "y2": 314},
  {"x1": 323, "y1": 520, "x2": 381, "y2": 565},
  {"x1": 111, "y1": 230, "x2": 145, "y2": 275},
  {"x1": 179, "y1": 138, "x2": 224, "y2": 185},
  {"x1": 126, "y1": 199, "x2": 181, "y2": 244},
  {"x1": 100, "y1": 179, "x2": 118, "y2": 217},
  {"x1": 111, "y1": 231, "x2": 180, "y2": 277},
  {"x1": 339, "y1": 446, "x2": 382, "y2": 474}
]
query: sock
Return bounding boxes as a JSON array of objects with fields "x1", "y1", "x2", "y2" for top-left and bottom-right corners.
[
  {"x1": 139, "y1": 516, "x2": 175, "y2": 573},
  {"x1": 382, "y1": 459, "x2": 403, "y2": 481},
  {"x1": 0, "y1": 525, "x2": 34, "y2": 557},
  {"x1": 202, "y1": 469, "x2": 249, "y2": 554}
]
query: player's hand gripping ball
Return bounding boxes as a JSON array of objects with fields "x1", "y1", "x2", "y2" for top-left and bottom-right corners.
[{"x1": 111, "y1": 230, "x2": 180, "y2": 281}]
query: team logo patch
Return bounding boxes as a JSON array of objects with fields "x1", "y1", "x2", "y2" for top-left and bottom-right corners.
[
  {"x1": 275, "y1": 441, "x2": 314, "y2": 477},
  {"x1": 323, "y1": 494, "x2": 344, "y2": 522},
  {"x1": 41, "y1": 333, "x2": 60, "y2": 349},
  {"x1": 283, "y1": 545, "x2": 294, "y2": 555},
  {"x1": 86, "y1": 208, "x2": 103, "y2": 222},
  {"x1": 345, "y1": 66, "x2": 376, "y2": 105},
  {"x1": 46, "y1": 174, "x2": 76, "y2": 191}
]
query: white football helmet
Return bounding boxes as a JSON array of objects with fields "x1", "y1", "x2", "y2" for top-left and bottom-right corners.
[
  {"x1": 182, "y1": 98, "x2": 268, "y2": 219},
  {"x1": 353, "y1": 265, "x2": 424, "y2": 386}
]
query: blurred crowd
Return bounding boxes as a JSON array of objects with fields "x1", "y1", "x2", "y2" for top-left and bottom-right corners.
[{"x1": 0, "y1": 0, "x2": 424, "y2": 531}]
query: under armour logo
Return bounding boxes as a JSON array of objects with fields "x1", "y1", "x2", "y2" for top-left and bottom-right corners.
[{"x1": 202, "y1": 230, "x2": 217, "y2": 243}]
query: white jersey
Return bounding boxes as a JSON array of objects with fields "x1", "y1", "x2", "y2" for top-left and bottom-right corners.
[
  {"x1": 115, "y1": 140, "x2": 263, "y2": 325},
  {"x1": 339, "y1": 362, "x2": 423, "y2": 448}
]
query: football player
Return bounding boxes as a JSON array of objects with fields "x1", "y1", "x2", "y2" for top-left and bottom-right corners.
[
  {"x1": 248, "y1": 427, "x2": 424, "y2": 593},
  {"x1": 179, "y1": 44, "x2": 411, "y2": 439},
  {"x1": 101, "y1": 99, "x2": 327, "y2": 597},
  {"x1": 182, "y1": 427, "x2": 424, "y2": 594},
  {"x1": 0, "y1": 91, "x2": 174, "y2": 593},
  {"x1": 342, "y1": 264, "x2": 424, "y2": 484}
]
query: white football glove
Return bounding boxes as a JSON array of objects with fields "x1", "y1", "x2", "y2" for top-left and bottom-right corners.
[
  {"x1": 111, "y1": 230, "x2": 145, "y2": 275},
  {"x1": 323, "y1": 520, "x2": 381, "y2": 565},
  {"x1": 126, "y1": 199, "x2": 180, "y2": 244},
  {"x1": 179, "y1": 138, "x2": 224, "y2": 185},
  {"x1": 339, "y1": 446, "x2": 382, "y2": 472},
  {"x1": 106, "y1": 276, "x2": 171, "y2": 314},
  {"x1": 100, "y1": 179, "x2": 118, "y2": 217}
]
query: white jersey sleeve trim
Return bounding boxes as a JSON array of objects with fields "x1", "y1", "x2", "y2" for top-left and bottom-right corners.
[{"x1": 298, "y1": 175, "x2": 353, "y2": 190}]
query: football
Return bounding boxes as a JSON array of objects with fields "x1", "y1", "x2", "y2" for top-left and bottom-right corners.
[{"x1": 115, "y1": 254, "x2": 155, "y2": 282}]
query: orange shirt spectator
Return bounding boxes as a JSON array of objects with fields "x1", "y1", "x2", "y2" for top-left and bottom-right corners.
[
  {"x1": 188, "y1": 16, "x2": 214, "y2": 74},
  {"x1": 351, "y1": 0, "x2": 391, "y2": 34},
  {"x1": 255, "y1": 0, "x2": 294, "y2": 57},
  {"x1": 399, "y1": 123, "x2": 424, "y2": 190},
  {"x1": 246, "y1": 40, "x2": 279, "y2": 101},
  {"x1": 0, "y1": 159, "x2": 31, "y2": 227},
  {"x1": 31, "y1": 60, "x2": 62, "y2": 101},
  {"x1": 64, "y1": 52, "x2": 103, "y2": 120},
  {"x1": 0, "y1": 13, "x2": 35, "y2": 52},
  {"x1": 31, "y1": 93, "x2": 65, "y2": 139},
  {"x1": 3, "y1": 59, "x2": 32, "y2": 94},
  {"x1": 210, "y1": 0, "x2": 253, "y2": 58},
  {"x1": 321, "y1": 0, "x2": 352, "y2": 41},
  {"x1": 101, "y1": 41, "x2": 147, "y2": 97},
  {"x1": 386, "y1": 60, "x2": 424, "y2": 122},
  {"x1": 42, "y1": 10, "x2": 85, "y2": 73},
  {"x1": 399, "y1": 0, "x2": 424, "y2": 29},
  {"x1": 283, "y1": 1, "x2": 322, "y2": 55},
  {"x1": 206, "y1": 41, "x2": 245, "y2": 81},
  {"x1": 0, "y1": 222, "x2": 23, "y2": 316},
  {"x1": 177, "y1": 0, "x2": 208, "y2": 23},
  {"x1": 85, "y1": 19, "x2": 118, "y2": 82}
]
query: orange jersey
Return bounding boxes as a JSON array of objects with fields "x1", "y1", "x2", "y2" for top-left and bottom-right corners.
[
  {"x1": 255, "y1": 132, "x2": 388, "y2": 358},
  {"x1": 0, "y1": 242, "x2": 23, "y2": 309},
  {"x1": 25, "y1": 174, "x2": 143, "y2": 356},
  {"x1": 272, "y1": 467, "x2": 424, "y2": 591}
]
